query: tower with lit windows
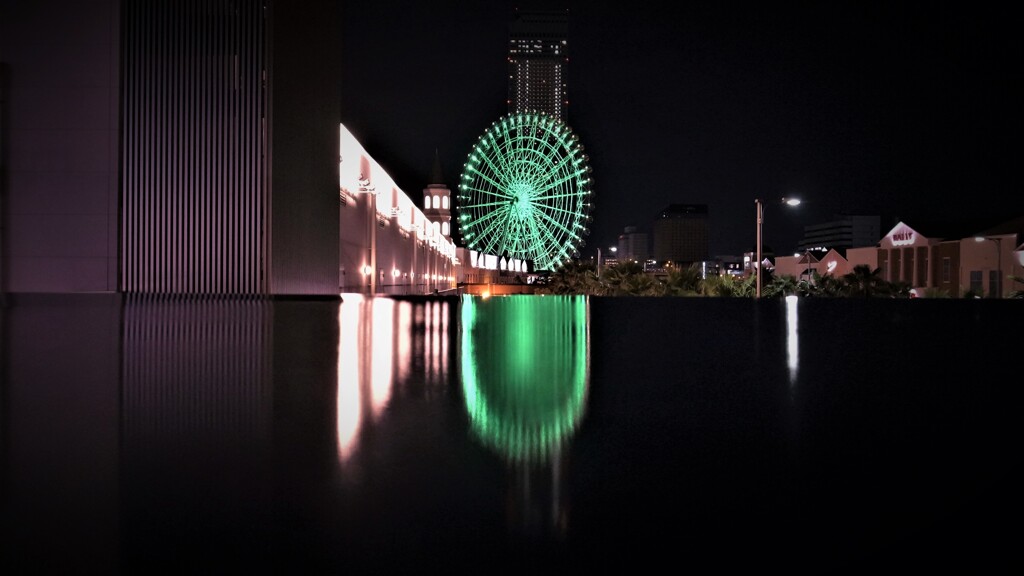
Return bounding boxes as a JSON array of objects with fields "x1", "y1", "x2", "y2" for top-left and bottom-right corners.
[
  {"x1": 423, "y1": 150, "x2": 452, "y2": 243},
  {"x1": 652, "y1": 204, "x2": 709, "y2": 266},
  {"x1": 508, "y1": 8, "x2": 569, "y2": 121}
]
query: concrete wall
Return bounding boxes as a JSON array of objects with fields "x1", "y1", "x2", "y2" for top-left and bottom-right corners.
[
  {"x1": 268, "y1": 0, "x2": 341, "y2": 295},
  {"x1": 0, "y1": 0, "x2": 120, "y2": 292}
]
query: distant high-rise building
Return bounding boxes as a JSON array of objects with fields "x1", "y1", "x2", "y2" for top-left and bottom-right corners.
[
  {"x1": 617, "y1": 226, "x2": 650, "y2": 263},
  {"x1": 797, "y1": 214, "x2": 881, "y2": 252},
  {"x1": 652, "y1": 204, "x2": 709, "y2": 265},
  {"x1": 508, "y1": 8, "x2": 569, "y2": 121}
]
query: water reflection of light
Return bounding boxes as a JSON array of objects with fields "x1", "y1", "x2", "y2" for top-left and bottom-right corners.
[
  {"x1": 431, "y1": 301, "x2": 442, "y2": 379},
  {"x1": 336, "y1": 295, "x2": 396, "y2": 466},
  {"x1": 785, "y1": 295, "x2": 799, "y2": 387},
  {"x1": 369, "y1": 297, "x2": 394, "y2": 417},
  {"x1": 337, "y1": 295, "x2": 449, "y2": 468},
  {"x1": 460, "y1": 295, "x2": 589, "y2": 541},
  {"x1": 395, "y1": 301, "x2": 412, "y2": 385},
  {"x1": 337, "y1": 294, "x2": 364, "y2": 463},
  {"x1": 460, "y1": 295, "x2": 590, "y2": 463},
  {"x1": 439, "y1": 301, "x2": 448, "y2": 378}
]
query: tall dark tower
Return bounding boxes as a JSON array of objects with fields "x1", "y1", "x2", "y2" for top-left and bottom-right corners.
[
  {"x1": 507, "y1": 8, "x2": 569, "y2": 121},
  {"x1": 652, "y1": 204, "x2": 710, "y2": 266}
]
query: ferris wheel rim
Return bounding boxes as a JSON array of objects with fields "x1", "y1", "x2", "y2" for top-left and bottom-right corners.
[{"x1": 457, "y1": 111, "x2": 593, "y2": 271}]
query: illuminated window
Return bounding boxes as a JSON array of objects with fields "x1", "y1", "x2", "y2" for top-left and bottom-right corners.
[
  {"x1": 434, "y1": 221, "x2": 440, "y2": 235},
  {"x1": 432, "y1": 195, "x2": 440, "y2": 209},
  {"x1": 442, "y1": 196, "x2": 449, "y2": 209},
  {"x1": 442, "y1": 222, "x2": 449, "y2": 236}
]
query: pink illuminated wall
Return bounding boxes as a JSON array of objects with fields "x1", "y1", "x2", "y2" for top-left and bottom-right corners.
[{"x1": 338, "y1": 123, "x2": 456, "y2": 294}]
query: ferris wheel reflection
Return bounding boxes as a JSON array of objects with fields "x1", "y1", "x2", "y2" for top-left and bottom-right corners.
[{"x1": 459, "y1": 294, "x2": 591, "y2": 540}]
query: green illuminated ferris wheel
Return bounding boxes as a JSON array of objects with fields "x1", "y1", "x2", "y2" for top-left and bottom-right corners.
[{"x1": 457, "y1": 111, "x2": 593, "y2": 271}]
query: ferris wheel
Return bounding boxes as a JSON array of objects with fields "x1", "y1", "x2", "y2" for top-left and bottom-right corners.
[{"x1": 457, "y1": 111, "x2": 593, "y2": 272}]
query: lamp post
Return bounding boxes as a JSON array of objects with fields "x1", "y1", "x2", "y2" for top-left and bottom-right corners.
[
  {"x1": 755, "y1": 199, "x2": 763, "y2": 298},
  {"x1": 755, "y1": 197, "x2": 801, "y2": 298},
  {"x1": 974, "y1": 236, "x2": 1002, "y2": 298}
]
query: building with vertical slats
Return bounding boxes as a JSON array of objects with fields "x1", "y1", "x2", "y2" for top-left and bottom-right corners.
[{"x1": 1, "y1": 0, "x2": 341, "y2": 295}]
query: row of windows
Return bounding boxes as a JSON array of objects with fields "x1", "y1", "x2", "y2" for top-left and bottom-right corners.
[
  {"x1": 968, "y1": 270, "x2": 1000, "y2": 296},
  {"x1": 509, "y1": 49, "x2": 563, "y2": 55},
  {"x1": 423, "y1": 194, "x2": 449, "y2": 209}
]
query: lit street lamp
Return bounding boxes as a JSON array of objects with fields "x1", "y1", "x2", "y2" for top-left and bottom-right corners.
[
  {"x1": 597, "y1": 246, "x2": 616, "y2": 277},
  {"x1": 974, "y1": 235, "x2": 1002, "y2": 298},
  {"x1": 755, "y1": 197, "x2": 801, "y2": 298}
]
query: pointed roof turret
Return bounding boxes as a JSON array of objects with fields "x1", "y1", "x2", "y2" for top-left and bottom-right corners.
[{"x1": 428, "y1": 148, "x2": 447, "y2": 189}]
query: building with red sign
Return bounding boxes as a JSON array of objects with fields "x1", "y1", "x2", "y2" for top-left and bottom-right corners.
[{"x1": 774, "y1": 216, "x2": 1024, "y2": 298}]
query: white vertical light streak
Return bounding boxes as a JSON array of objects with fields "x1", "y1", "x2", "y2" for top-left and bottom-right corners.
[
  {"x1": 785, "y1": 295, "x2": 799, "y2": 387},
  {"x1": 369, "y1": 298, "x2": 394, "y2": 418},
  {"x1": 336, "y1": 295, "x2": 363, "y2": 464},
  {"x1": 395, "y1": 301, "x2": 412, "y2": 385}
]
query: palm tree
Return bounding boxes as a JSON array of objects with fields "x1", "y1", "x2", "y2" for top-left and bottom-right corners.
[
  {"x1": 700, "y1": 273, "x2": 741, "y2": 297},
  {"x1": 765, "y1": 274, "x2": 800, "y2": 298},
  {"x1": 884, "y1": 280, "x2": 912, "y2": 298},
  {"x1": 1009, "y1": 275, "x2": 1024, "y2": 299},
  {"x1": 625, "y1": 271, "x2": 661, "y2": 296},
  {"x1": 661, "y1": 265, "x2": 702, "y2": 296},
  {"x1": 599, "y1": 261, "x2": 642, "y2": 295},
  {"x1": 817, "y1": 272, "x2": 847, "y2": 297},
  {"x1": 843, "y1": 264, "x2": 885, "y2": 297},
  {"x1": 734, "y1": 273, "x2": 757, "y2": 298},
  {"x1": 538, "y1": 259, "x2": 597, "y2": 295}
]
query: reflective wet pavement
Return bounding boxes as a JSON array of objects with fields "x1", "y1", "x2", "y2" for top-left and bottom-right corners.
[{"x1": 2, "y1": 294, "x2": 1020, "y2": 572}]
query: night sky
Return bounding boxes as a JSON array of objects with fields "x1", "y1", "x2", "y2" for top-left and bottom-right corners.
[{"x1": 339, "y1": 0, "x2": 1020, "y2": 258}]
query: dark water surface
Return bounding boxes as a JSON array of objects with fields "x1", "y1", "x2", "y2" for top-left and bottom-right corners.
[{"x1": 2, "y1": 294, "x2": 1020, "y2": 573}]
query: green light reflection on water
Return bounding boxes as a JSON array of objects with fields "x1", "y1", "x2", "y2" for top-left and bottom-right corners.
[{"x1": 460, "y1": 295, "x2": 590, "y2": 463}]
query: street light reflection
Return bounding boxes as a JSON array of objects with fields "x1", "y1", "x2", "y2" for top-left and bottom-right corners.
[
  {"x1": 336, "y1": 295, "x2": 364, "y2": 464},
  {"x1": 336, "y1": 296, "x2": 450, "y2": 470},
  {"x1": 785, "y1": 295, "x2": 799, "y2": 388},
  {"x1": 335, "y1": 295, "x2": 396, "y2": 467}
]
